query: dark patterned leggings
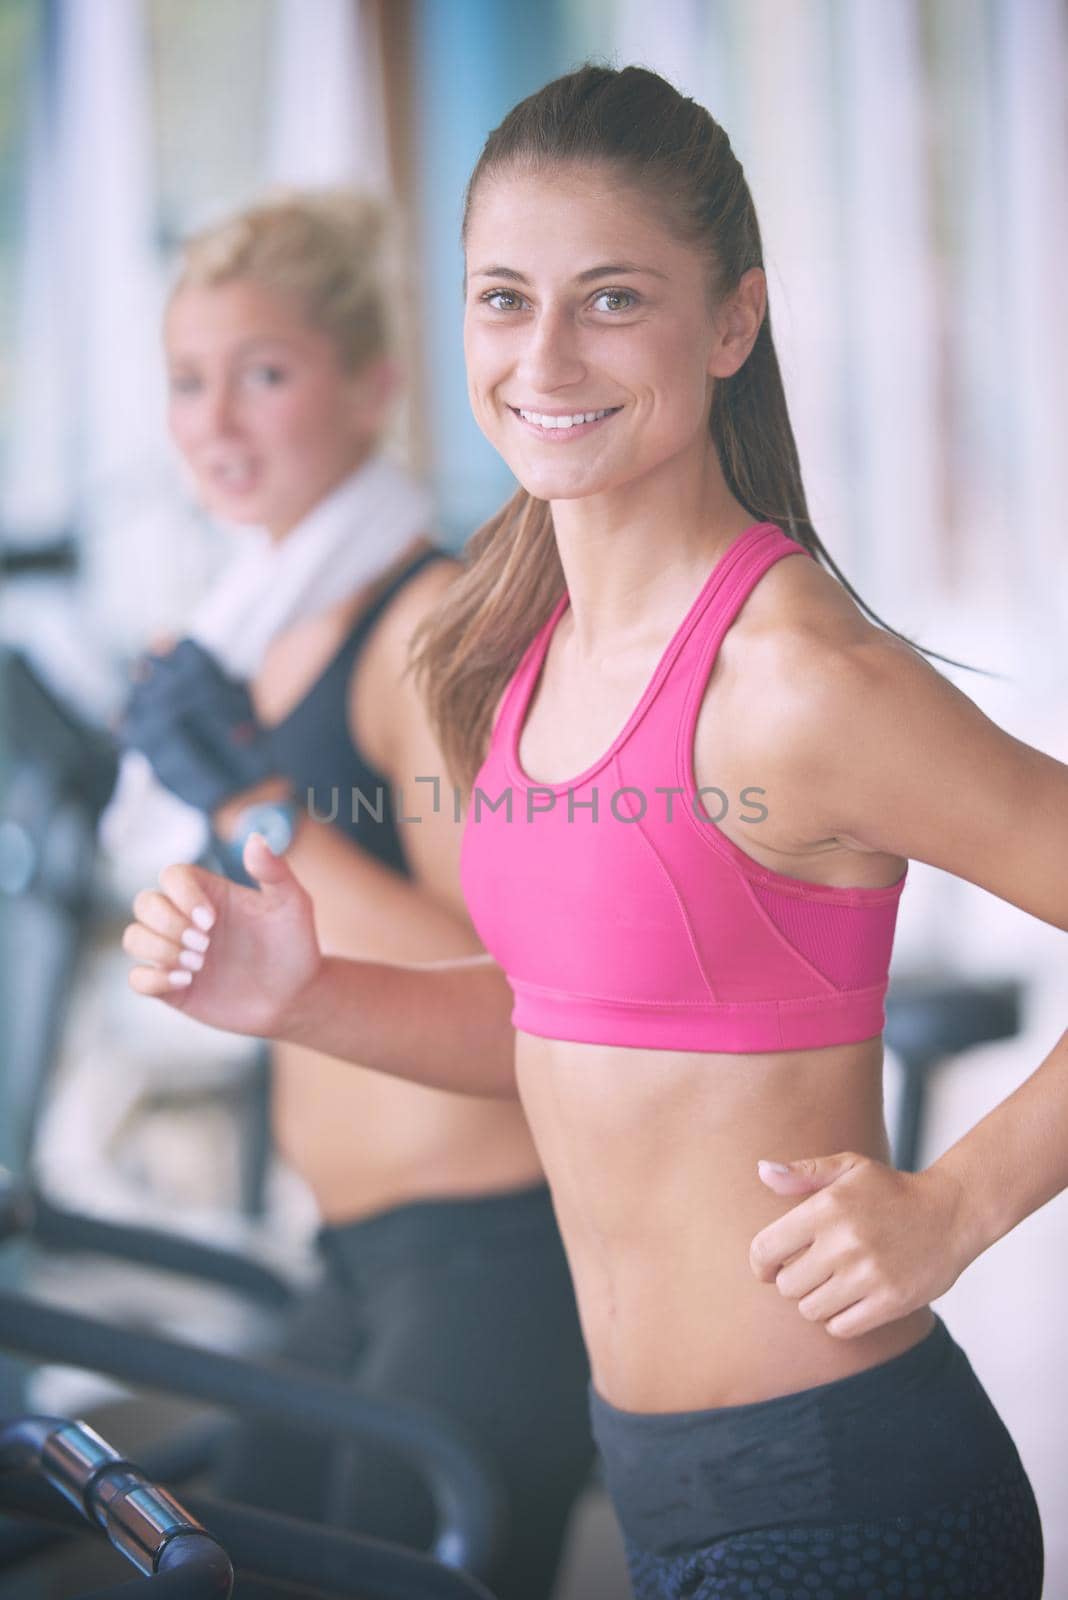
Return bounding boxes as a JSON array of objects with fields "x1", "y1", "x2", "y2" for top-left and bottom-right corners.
[
  {"x1": 590, "y1": 1314, "x2": 1043, "y2": 1600},
  {"x1": 215, "y1": 1182, "x2": 594, "y2": 1600},
  {"x1": 622, "y1": 1469, "x2": 1043, "y2": 1598}
]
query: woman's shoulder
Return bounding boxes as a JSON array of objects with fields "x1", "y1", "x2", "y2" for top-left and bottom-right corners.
[
  {"x1": 345, "y1": 544, "x2": 463, "y2": 775},
  {"x1": 708, "y1": 541, "x2": 930, "y2": 777},
  {"x1": 712, "y1": 544, "x2": 942, "y2": 827},
  {"x1": 697, "y1": 544, "x2": 927, "y2": 872},
  {"x1": 366, "y1": 541, "x2": 462, "y2": 640},
  {"x1": 732, "y1": 538, "x2": 910, "y2": 674},
  {"x1": 254, "y1": 542, "x2": 459, "y2": 725},
  {"x1": 348, "y1": 542, "x2": 462, "y2": 686}
]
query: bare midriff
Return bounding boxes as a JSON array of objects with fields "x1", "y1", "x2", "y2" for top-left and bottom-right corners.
[
  {"x1": 515, "y1": 1029, "x2": 935, "y2": 1413},
  {"x1": 272, "y1": 1044, "x2": 545, "y2": 1224}
]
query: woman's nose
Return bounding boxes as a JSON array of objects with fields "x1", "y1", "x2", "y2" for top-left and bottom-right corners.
[
  {"x1": 192, "y1": 383, "x2": 241, "y2": 439},
  {"x1": 515, "y1": 306, "x2": 586, "y2": 393}
]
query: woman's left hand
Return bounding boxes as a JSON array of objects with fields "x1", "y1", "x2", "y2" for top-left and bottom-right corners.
[{"x1": 748, "y1": 1153, "x2": 976, "y2": 1338}]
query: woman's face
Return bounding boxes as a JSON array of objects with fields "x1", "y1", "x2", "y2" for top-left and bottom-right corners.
[
  {"x1": 165, "y1": 279, "x2": 391, "y2": 539},
  {"x1": 463, "y1": 165, "x2": 741, "y2": 506}
]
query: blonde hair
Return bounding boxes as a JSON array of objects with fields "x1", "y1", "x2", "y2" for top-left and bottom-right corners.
[{"x1": 172, "y1": 188, "x2": 392, "y2": 372}]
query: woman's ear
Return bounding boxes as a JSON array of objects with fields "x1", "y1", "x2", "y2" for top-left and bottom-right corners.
[{"x1": 707, "y1": 267, "x2": 766, "y2": 380}]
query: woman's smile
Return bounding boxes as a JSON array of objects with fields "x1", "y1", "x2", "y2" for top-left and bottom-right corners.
[
  {"x1": 509, "y1": 403, "x2": 624, "y2": 441},
  {"x1": 202, "y1": 451, "x2": 262, "y2": 496}
]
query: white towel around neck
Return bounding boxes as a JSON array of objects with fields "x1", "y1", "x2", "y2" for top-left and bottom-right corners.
[
  {"x1": 99, "y1": 454, "x2": 435, "y2": 878},
  {"x1": 187, "y1": 452, "x2": 435, "y2": 677}
]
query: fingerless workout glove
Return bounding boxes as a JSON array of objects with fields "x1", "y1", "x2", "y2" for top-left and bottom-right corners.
[{"x1": 120, "y1": 638, "x2": 279, "y2": 814}]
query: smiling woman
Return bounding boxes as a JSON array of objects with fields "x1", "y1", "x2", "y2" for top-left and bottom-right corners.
[{"x1": 122, "y1": 67, "x2": 1062, "y2": 1600}]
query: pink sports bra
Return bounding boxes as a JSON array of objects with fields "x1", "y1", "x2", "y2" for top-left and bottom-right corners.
[{"x1": 459, "y1": 522, "x2": 908, "y2": 1053}]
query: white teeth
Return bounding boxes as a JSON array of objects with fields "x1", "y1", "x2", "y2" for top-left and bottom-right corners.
[
  {"x1": 517, "y1": 407, "x2": 615, "y2": 430},
  {"x1": 214, "y1": 461, "x2": 254, "y2": 487}
]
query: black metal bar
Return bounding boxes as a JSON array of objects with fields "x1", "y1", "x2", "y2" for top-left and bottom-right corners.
[
  {"x1": 0, "y1": 1471, "x2": 496, "y2": 1598},
  {"x1": 0, "y1": 1420, "x2": 235, "y2": 1568},
  {"x1": 885, "y1": 978, "x2": 1022, "y2": 1172},
  {"x1": 893, "y1": 1057, "x2": 928, "y2": 1174},
  {"x1": 0, "y1": 1173, "x2": 34, "y2": 1243},
  {"x1": 76, "y1": 1533, "x2": 234, "y2": 1600},
  {"x1": 885, "y1": 977, "x2": 1020, "y2": 1061},
  {"x1": 25, "y1": 1189, "x2": 295, "y2": 1311},
  {"x1": 237, "y1": 1044, "x2": 273, "y2": 1220},
  {"x1": 0, "y1": 1415, "x2": 57, "y2": 1470},
  {"x1": 134, "y1": 1416, "x2": 237, "y2": 1488},
  {"x1": 0, "y1": 1414, "x2": 235, "y2": 1572},
  {"x1": 0, "y1": 539, "x2": 79, "y2": 576},
  {"x1": 0, "y1": 1509, "x2": 69, "y2": 1566},
  {"x1": 0, "y1": 1294, "x2": 503, "y2": 1577},
  {"x1": 174, "y1": 1496, "x2": 498, "y2": 1600},
  {"x1": 0, "y1": 1417, "x2": 233, "y2": 1598}
]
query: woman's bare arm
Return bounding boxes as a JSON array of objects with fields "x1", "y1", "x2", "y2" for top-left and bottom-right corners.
[
  {"x1": 286, "y1": 949, "x2": 518, "y2": 1097},
  {"x1": 124, "y1": 840, "x2": 519, "y2": 1097}
]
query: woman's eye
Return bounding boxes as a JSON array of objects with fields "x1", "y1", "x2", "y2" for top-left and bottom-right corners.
[
  {"x1": 168, "y1": 373, "x2": 201, "y2": 397},
  {"x1": 245, "y1": 364, "x2": 287, "y2": 387},
  {"x1": 477, "y1": 286, "x2": 636, "y2": 314},
  {"x1": 592, "y1": 289, "x2": 636, "y2": 312},
  {"x1": 480, "y1": 289, "x2": 525, "y2": 312}
]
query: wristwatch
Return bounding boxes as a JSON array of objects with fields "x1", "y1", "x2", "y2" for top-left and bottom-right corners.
[{"x1": 230, "y1": 799, "x2": 299, "y2": 861}]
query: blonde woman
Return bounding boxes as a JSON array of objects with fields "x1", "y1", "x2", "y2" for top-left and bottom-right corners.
[
  {"x1": 121, "y1": 192, "x2": 592, "y2": 1600},
  {"x1": 125, "y1": 74, "x2": 1057, "y2": 1600}
]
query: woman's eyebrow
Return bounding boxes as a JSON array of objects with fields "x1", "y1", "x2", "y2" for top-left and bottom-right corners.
[
  {"x1": 471, "y1": 262, "x2": 668, "y2": 283},
  {"x1": 165, "y1": 336, "x2": 296, "y2": 366},
  {"x1": 231, "y1": 336, "x2": 299, "y2": 354}
]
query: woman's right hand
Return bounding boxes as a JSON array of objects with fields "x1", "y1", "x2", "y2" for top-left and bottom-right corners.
[
  {"x1": 123, "y1": 834, "x2": 322, "y2": 1039},
  {"x1": 120, "y1": 638, "x2": 279, "y2": 814}
]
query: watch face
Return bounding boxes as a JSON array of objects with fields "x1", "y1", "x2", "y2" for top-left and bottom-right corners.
[
  {"x1": 243, "y1": 803, "x2": 295, "y2": 856},
  {"x1": 261, "y1": 809, "x2": 292, "y2": 854}
]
